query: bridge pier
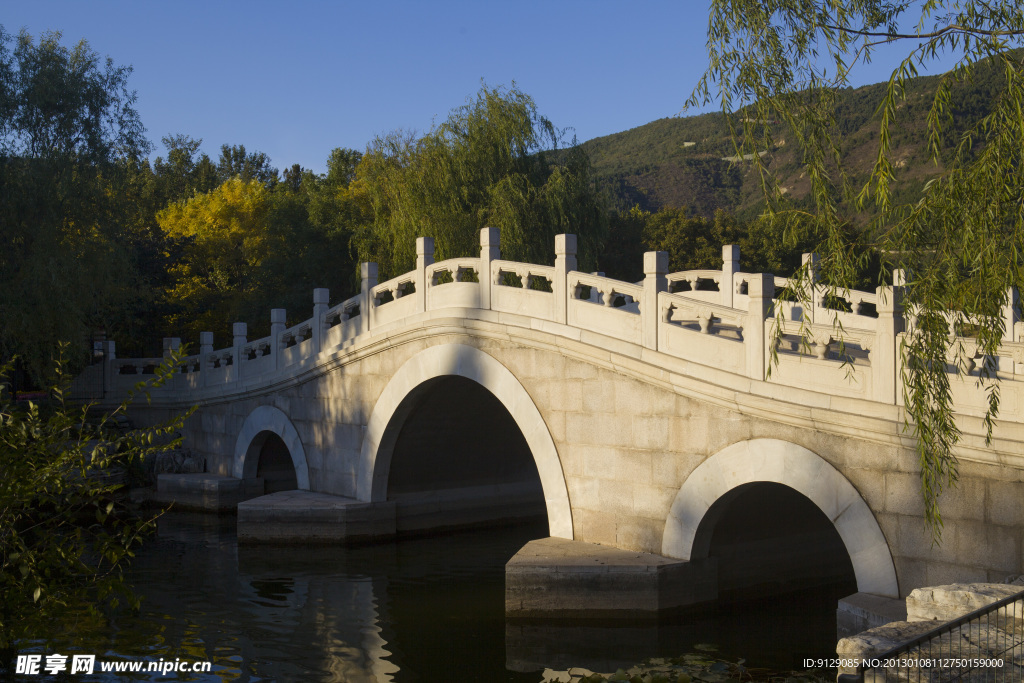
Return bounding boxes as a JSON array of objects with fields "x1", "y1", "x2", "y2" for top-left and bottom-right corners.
[
  {"x1": 237, "y1": 492, "x2": 397, "y2": 543},
  {"x1": 505, "y1": 537, "x2": 718, "y2": 619},
  {"x1": 156, "y1": 473, "x2": 265, "y2": 512}
]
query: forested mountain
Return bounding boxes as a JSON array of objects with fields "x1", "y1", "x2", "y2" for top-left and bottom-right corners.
[{"x1": 579, "y1": 56, "x2": 1009, "y2": 218}]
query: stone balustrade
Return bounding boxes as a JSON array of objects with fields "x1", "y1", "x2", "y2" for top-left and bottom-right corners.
[{"x1": 97, "y1": 228, "x2": 1024, "y2": 419}]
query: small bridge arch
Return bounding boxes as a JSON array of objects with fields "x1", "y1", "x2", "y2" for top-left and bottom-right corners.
[
  {"x1": 662, "y1": 438, "x2": 899, "y2": 598},
  {"x1": 357, "y1": 342, "x2": 573, "y2": 539},
  {"x1": 233, "y1": 404, "x2": 310, "y2": 490}
]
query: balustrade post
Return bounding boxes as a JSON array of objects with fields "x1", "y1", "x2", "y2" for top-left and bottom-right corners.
[
  {"x1": 271, "y1": 309, "x2": 287, "y2": 370},
  {"x1": 416, "y1": 237, "x2": 434, "y2": 314},
  {"x1": 873, "y1": 285, "x2": 904, "y2": 404},
  {"x1": 590, "y1": 273, "x2": 604, "y2": 302},
  {"x1": 554, "y1": 234, "x2": 577, "y2": 324},
  {"x1": 643, "y1": 251, "x2": 668, "y2": 351},
  {"x1": 161, "y1": 338, "x2": 182, "y2": 386},
  {"x1": 746, "y1": 273, "x2": 773, "y2": 380},
  {"x1": 199, "y1": 331, "x2": 214, "y2": 386},
  {"x1": 231, "y1": 323, "x2": 247, "y2": 382},
  {"x1": 802, "y1": 252, "x2": 820, "y2": 323},
  {"x1": 360, "y1": 262, "x2": 378, "y2": 335},
  {"x1": 162, "y1": 337, "x2": 181, "y2": 358},
  {"x1": 1002, "y1": 286, "x2": 1019, "y2": 342},
  {"x1": 312, "y1": 288, "x2": 329, "y2": 356},
  {"x1": 102, "y1": 340, "x2": 117, "y2": 395},
  {"x1": 479, "y1": 227, "x2": 500, "y2": 311},
  {"x1": 1002, "y1": 286, "x2": 1021, "y2": 374},
  {"x1": 722, "y1": 245, "x2": 739, "y2": 309}
]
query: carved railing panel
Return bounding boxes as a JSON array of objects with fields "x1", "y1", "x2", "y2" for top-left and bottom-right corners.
[
  {"x1": 658, "y1": 292, "x2": 747, "y2": 374},
  {"x1": 567, "y1": 272, "x2": 643, "y2": 344},
  {"x1": 426, "y1": 258, "x2": 482, "y2": 310},
  {"x1": 490, "y1": 260, "x2": 556, "y2": 320}
]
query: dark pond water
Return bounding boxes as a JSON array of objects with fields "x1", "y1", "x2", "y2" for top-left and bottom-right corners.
[{"x1": 16, "y1": 512, "x2": 844, "y2": 681}]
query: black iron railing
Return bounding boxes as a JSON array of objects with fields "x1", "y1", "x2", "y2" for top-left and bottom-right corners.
[{"x1": 838, "y1": 586, "x2": 1024, "y2": 682}]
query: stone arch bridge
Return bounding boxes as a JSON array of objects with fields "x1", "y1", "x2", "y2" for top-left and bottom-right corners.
[{"x1": 82, "y1": 228, "x2": 1024, "y2": 622}]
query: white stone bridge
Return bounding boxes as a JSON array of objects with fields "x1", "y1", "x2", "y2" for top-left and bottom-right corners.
[{"x1": 83, "y1": 228, "x2": 1024, "y2": 622}]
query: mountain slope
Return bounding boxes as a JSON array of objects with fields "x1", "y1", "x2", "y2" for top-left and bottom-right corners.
[{"x1": 579, "y1": 57, "x2": 1009, "y2": 218}]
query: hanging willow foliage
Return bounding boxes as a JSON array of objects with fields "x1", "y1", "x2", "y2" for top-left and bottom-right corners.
[
  {"x1": 352, "y1": 84, "x2": 606, "y2": 280},
  {"x1": 692, "y1": 1, "x2": 1024, "y2": 542}
]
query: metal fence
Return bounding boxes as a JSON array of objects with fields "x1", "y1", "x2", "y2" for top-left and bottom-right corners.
[{"x1": 838, "y1": 587, "x2": 1024, "y2": 682}]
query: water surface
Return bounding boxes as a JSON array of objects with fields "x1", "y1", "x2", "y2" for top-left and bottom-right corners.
[{"x1": 20, "y1": 512, "x2": 843, "y2": 681}]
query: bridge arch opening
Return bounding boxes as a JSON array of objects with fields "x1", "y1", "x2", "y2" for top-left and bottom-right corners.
[
  {"x1": 690, "y1": 482, "x2": 857, "y2": 601},
  {"x1": 384, "y1": 375, "x2": 546, "y2": 532},
  {"x1": 663, "y1": 438, "x2": 898, "y2": 598},
  {"x1": 358, "y1": 343, "x2": 573, "y2": 539},
  {"x1": 250, "y1": 432, "x2": 299, "y2": 494},
  {"x1": 232, "y1": 405, "x2": 310, "y2": 491}
]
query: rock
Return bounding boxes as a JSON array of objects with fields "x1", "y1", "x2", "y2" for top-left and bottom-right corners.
[{"x1": 906, "y1": 583, "x2": 1024, "y2": 622}]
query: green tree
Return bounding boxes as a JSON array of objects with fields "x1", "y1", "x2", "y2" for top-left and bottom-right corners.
[
  {"x1": 216, "y1": 143, "x2": 278, "y2": 187},
  {"x1": 0, "y1": 351, "x2": 188, "y2": 659},
  {"x1": 0, "y1": 27, "x2": 153, "y2": 381},
  {"x1": 643, "y1": 208, "x2": 746, "y2": 273},
  {"x1": 354, "y1": 85, "x2": 606, "y2": 279},
  {"x1": 151, "y1": 135, "x2": 218, "y2": 204},
  {"x1": 694, "y1": 1, "x2": 1024, "y2": 538},
  {"x1": 600, "y1": 205, "x2": 650, "y2": 282}
]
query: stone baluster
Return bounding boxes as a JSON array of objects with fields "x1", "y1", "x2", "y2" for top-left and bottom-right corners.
[
  {"x1": 603, "y1": 288, "x2": 616, "y2": 307},
  {"x1": 873, "y1": 284, "x2": 904, "y2": 404},
  {"x1": 480, "y1": 227, "x2": 500, "y2": 310},
  {"x1": 643, "y1": 251, "x2": 668, "y2": 351},
  {"x1": 746, "y1": 273, "x2": 773, "y2": 380},
  {"x1": 802, "y1": 252, "x2": 820, "y2": 324},
  {"x1": 312, "y1": 288, "x2": 329, "y2": 356},
  {"x1": 199, "y1": 331, "x2": 214, "y2": 386},
  {"x1": 417, "y1": 237, "x2": 434, "y2": 314},
  {"x1": 722, "y1": 245, "x2": 739, "y2": 309},
  {"x1": 554, "y1": 234, "x2": 577, "y2": 324},
  {"x1": 231, "y1": 323, "x2": 246, "y2": 383},
  {"x1": 271, "y1": 309, "x2": 287, "y2": 370},
  {"x1": 360, "y1": 262, "x2": 378, "y2": 335}
]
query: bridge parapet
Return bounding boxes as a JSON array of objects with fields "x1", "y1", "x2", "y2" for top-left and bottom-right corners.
[{"x1": 94, "y1": 228, "x2": 1024, "y2": 424}]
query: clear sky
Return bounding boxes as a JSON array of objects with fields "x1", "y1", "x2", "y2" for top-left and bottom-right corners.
[{"x1": 5, "y1": 1, "x2": 965, "y2": 175}]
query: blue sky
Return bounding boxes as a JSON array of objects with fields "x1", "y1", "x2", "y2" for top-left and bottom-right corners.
[{"x1": 6, "y1": 2, "x2": 964, "y2": 174}]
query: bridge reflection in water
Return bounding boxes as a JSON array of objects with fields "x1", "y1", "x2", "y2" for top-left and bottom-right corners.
[{"x1": 59, "y1": 513, "x2": 848, "y2": 681}]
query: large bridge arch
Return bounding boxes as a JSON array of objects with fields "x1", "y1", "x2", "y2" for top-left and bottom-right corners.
[
  {"x1": 233, "y1": 405, "x2": 310, "y2": 490},
  {"x1": 357, "y1": 343, "x2": 573, "y2": 539},
  {"x1": 662, "y1": 438, "x2": 899, "y2": 598}
]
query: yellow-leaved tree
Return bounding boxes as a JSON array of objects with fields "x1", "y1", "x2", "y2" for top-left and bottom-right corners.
[{"x1": 158, "y1": 177, "x2": 280, "y2": 343}]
